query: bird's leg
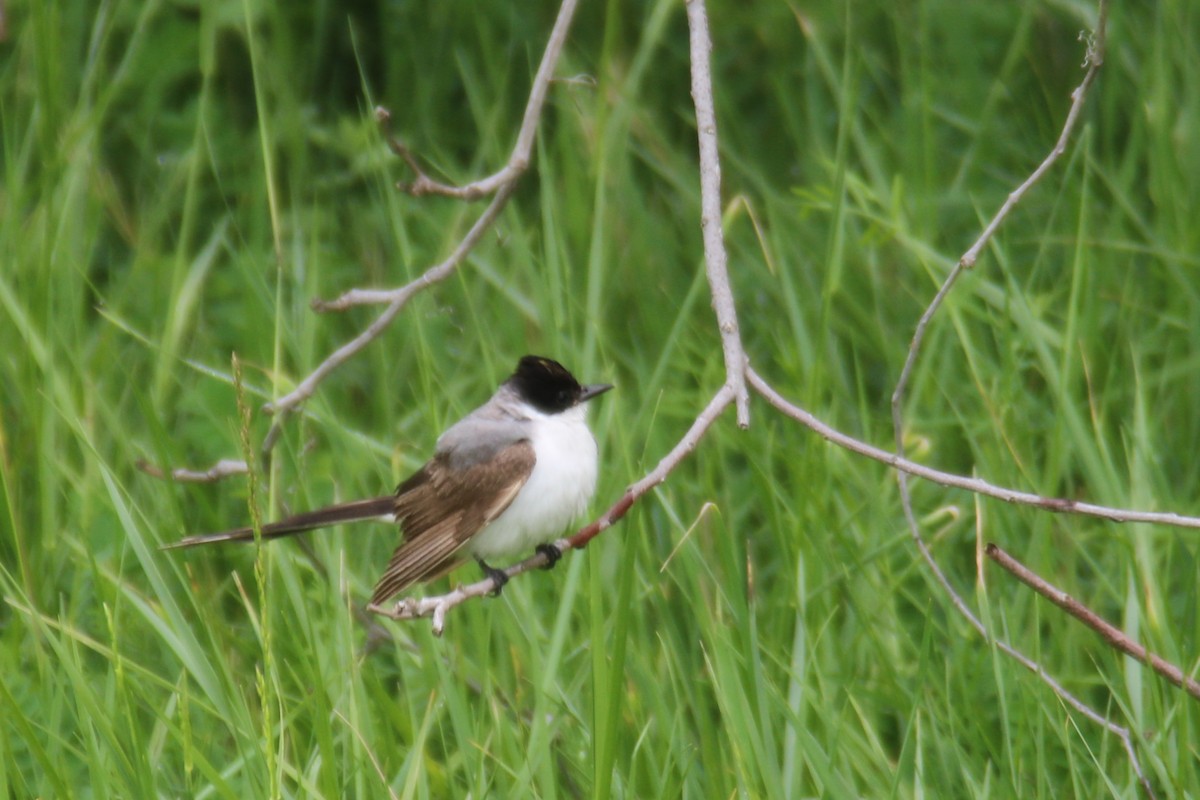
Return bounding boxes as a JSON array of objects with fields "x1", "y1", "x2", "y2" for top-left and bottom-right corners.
[
  {"x1": 477, "y1": 559, "x2": 509, "y2": 596},
  {"x1": 535, "y1": 543, "x2": 562, "y2": 570}
]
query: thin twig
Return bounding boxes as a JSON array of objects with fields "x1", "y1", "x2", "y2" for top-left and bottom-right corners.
[
  {"x1": 892, "y1": 0, "x2": 1108, "y2": 442},
  {"x1": 748, "y1": 368, "x2": 1200, "y2": 530},
  {"x1": 380, "y1": 0, "x2": 578, "y2": 200},
  {"x1": 307, "y1": 181, "x2": 517, "y2": 315},
  {"x1": 959, "y1": 3, "x2": 1106, "y2": 269},
  {"x1": 136, "y1": 458, "x2": 249, "y2": 483},
  {"x1": 879, "y1": 3, "x2": 1150, "y2": 793},
  {"x1": 994, "y1": 636, "x2": 1153, "y2": 798},
  {"x1": 987, "y1": 543, "x2": 1200, "y2": 702},
  {"x1": 746, "y1": 370, "x2": 1152, "y2": 794},
  {"x1": 369, "y1": 384, "x2": 737, "y2": 634},
  {"x1": 884, "y1": 10, "x2": 1109, "y2": 578},
  {"x1": 685, "y1": 0, "x2": 750, "y2": 428},
  {"x1": 259, "y1": 181, "x2": 516, "y2": 454},
  {"x1": 258, "y1": 0, "x2": 580, "y2": 453}
]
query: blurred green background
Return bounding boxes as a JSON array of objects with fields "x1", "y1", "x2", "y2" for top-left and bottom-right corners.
[{"x1": 2, "y1": 0, "x2": 1198, "y2": 796}]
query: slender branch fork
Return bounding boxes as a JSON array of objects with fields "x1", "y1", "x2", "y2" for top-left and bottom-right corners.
[
  {"x1": 255, "y1": 0, "x2": 580, "y2": 454},
  {"x1": 686, "y1": 0, "x2": 750, "y2": 428}
]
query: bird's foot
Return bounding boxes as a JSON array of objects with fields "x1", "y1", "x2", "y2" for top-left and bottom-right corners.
[
  {"x1": 535, "y1": 543, "x2": 563, "y2": 570},
  {"x1": 478, "y1": 560, "x2": 509, "y2": 596}
]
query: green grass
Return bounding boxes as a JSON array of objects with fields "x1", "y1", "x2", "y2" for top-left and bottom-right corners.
[{"x1": 3, "y1": 0, "x2": 1199, "y2": 796}]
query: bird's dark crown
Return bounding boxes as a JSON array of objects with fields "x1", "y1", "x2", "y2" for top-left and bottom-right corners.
[{"x1": 508, "y1": 355, "x2": 586, "y2": 414}]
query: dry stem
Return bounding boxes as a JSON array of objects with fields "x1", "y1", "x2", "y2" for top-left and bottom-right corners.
[
  {"x1": 686, "y1": 0, "x2": 750, "y2": 428},
  {"x1": 256, "y1": 0, "x2": 581, "y2": 453},
  {"x1": 987, "y1": 543, "x2": 1200, "y2": 702},
  {"x1": 136, "y1": 458, "x2": 248, "y2": 483}
]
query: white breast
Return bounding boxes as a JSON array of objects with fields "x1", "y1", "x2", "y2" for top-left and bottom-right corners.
[{"x1": 467, "y1": 404, "x2": 598, "y2": 561}]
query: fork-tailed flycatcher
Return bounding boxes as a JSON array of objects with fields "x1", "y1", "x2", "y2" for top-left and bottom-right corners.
[{"x1": 166, "y1": 355, "x2": 612, "y2": 605}]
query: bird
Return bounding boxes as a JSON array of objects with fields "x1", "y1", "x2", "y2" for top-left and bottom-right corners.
[{"x1": 166, "y1": 355, "x2": 612, "y2": 606}]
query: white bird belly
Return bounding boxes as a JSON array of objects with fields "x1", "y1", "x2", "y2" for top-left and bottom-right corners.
[{"x1": 467, "y1": 407, "x2": 598, "y2": 561}]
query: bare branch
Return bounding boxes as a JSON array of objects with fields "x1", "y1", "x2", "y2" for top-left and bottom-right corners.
[
  {"x1": 749, "y1": 368, "x2": 1200, "y2": 530},
  {"x1": 960, "y1": 3, "x2": 1106, "y2": 269},
  {"x1": 309, "y1": 180, "x2": 518, "y2": 316},
  {"x1": 987, "y1": 543, "x2": 1200, "y2": 702},
  {"x1": 889, "y1": 262, "x2": 965, "y2": 441},
  {"x1": 748, "y1": 368, "x2": 1155, "y2": 794},
  {"x1": 257, "y1": 0, "x2": 581, "y2": 454},
  {"x1": 370, "y1": 384, "x2": 737, "y2": 634},
  {"x1": 379, "y1": 0, "x2": 578, "y2": 200},
  {"x1": 892, "y1": 0, "x2": 1109, "y2": 448},
  {"x1": 686, "y1": 0, "x2": 750, "y2": 428},
  {"x1": 876, "y1": 5, "x2": 1151, "y2": 791},
  {"x1": 993, "y1": 635, "x2": 1154, "y2": 797},
  {"x1": 136, "y1": 458, "x2": 249, "y2": 483},
  {"x1": 257, "y1": 181, "x2": 516, "y2": 454}
]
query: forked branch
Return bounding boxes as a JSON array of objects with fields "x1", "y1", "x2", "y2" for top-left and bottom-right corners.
[
  {"x1": 257, "y1": 0, "x2": 581, "y2": 454},
  {"x1": 686, "y1": 0, "x2": 750, "y2": 427}
]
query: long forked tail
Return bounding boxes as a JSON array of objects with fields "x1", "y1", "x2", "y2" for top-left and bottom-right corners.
[{"x1": 163, "y1": 497, "x2": 395, "y2": 549}]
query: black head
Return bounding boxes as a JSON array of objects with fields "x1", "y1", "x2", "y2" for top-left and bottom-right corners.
[{"x1": 507, "y1": 355, "x2": 613, "y2": 414}]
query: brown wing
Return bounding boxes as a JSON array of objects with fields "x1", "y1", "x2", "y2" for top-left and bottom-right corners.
[{"x1": 369, "y1": 440, "x2": 535, "y2": 604}]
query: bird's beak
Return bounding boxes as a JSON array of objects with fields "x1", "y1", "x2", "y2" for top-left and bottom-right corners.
[{"x1": 579, "y1": 383, "x2": 614, "y2": 403}]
